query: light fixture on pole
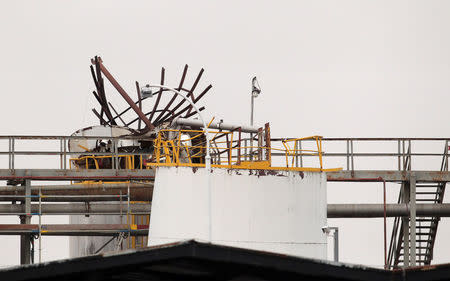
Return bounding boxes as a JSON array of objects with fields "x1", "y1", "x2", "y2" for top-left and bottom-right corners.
[
  {"x1": 250, "y1": 77, "x2": 261, "y2": 126},
  {"x1": 250, "y1": 77, "x2": 261, "y2": 160},
  {"x1": 140, "y1": 84, "x2": 154, "y2": 99}
]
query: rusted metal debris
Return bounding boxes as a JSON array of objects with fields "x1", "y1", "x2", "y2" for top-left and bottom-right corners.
[{"x1": 89, "y1": 56, "x2": 212, "y2": 133}]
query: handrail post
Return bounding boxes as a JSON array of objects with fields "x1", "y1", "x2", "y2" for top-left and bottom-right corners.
[
  {"x1": 318, "y1": 137, "x2": 323, "y2": 171},
  {"x1": 59, "y1": 138, "x2": 63, "y2": 169},
  {"x1": 244, "y1": 139, "x2": 247, "y2": 161},
  {"x1": 11, "y1": 137, "x2": 15, "y2": 170},
  {"x1": 346, "y1": 140, "x2": 349, "y2": 171},
  {"x1": 38, "y1": 184, "x2": 42, "y2": 263},
  {"x1": 446, "y1": 140, "x2": 449, "y2": 171},
  {"x1": 63, "y1": 137, "x2": 67, "y2": 169},
  {"x1": 238, "y1": 128, "x2": 242, "y2": 164},
  {"x1": 229, "y1": 133, "x2": 233, "y2": 166},
  {"x1": 350, "y1": 140, "x2": 354, "y2": 172},
  {"x1": 8, "y1": 137, "x2": 11, "y2": 169},
  {"x1": 114, "y1": 139, "x2": 119, "y2": 170},
  {"x1": 299, "y1": 140, "x2": 303, "y2": 168},
  {"x1": 127, "y1": 182, "x2": 131, "y2": 248}
]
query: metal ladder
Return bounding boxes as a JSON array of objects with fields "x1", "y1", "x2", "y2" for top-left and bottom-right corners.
[{"x1": 388, "y1": 142, "x2": 448, "y2": 268}]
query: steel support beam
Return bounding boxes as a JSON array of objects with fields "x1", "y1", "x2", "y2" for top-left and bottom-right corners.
[
  {"x1": 402, "y1": 182, "x2": 410, "y2": 267},
  {"x1": 327, "y1": 203, "x2": 450, "y2": 218},
  {"x1": 327, "y1": 170, "x2": 450, "y2": 182},
  {"x1": 95, "y1": 58, "x2": 155, "y2": 130},
  {"x1": 410, "y1": 176, "x2": 417, "y2": 266},
  {"x1": 1, "y1": 169, "x2": 450, "y2": 182},
  {"x1": 20, "y1": 180, "x2": 31, "y2": 265}
]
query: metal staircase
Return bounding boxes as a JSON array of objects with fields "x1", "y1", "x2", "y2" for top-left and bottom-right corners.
[{"x1": 388, "y1": 142, "x2": 448, "y2": 268}]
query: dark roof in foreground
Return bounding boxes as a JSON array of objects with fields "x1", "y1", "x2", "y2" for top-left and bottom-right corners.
[{"x1": 1, "y1": 240, "x2": 450, "y2": 281}]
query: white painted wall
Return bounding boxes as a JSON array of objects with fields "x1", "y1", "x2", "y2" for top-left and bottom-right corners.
[
  {"x1": 148, "y1": 167, "x2": 328, "y2": 259},
  {"x1": 68, "y1": 125, "x2": 139, "y2": 258},
  {"x1": 69, "y1": 213, "x2": 125, "y2": 257}
]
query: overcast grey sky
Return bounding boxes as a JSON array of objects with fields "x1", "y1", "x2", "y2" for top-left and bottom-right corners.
[{"x1": 1, "y1": 0, "x2": 450, "y2": 268}]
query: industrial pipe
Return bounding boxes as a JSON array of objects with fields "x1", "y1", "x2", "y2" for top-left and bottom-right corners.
[
  {"x1": 5, "y1": 203, "x2": 450, "y2": 217},
  {"x1": 0, "y1": 203, "x2": 151, "y2": 215},
  {"x1": 173, "y1": 117, "x2": 260, "y2": 133},
  {"x1": 0, "y1": 182, "x2": 153, "y2": 191},
  {"x1": 0, "y1": 183, "x2": 153, "y2": 202},
  {"x1": 328, "y1": 203, "x2": 450, "y2": 218},
  {"x1": 0, "y1": 224, "x2": 148, "y2": 236}
]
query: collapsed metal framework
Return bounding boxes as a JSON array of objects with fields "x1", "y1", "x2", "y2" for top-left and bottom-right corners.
[{"x1": 89, "y1": 56, "x2": 211, "y2": 132}]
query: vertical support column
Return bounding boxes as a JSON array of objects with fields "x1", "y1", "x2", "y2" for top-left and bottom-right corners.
[
  {"x1": 38, "y1": 185, "x2": 42, "y2": 263},
  {"x1": 244, "y1": 139, "x2": 248, "y2": 162},
  {"x1": 127, "y1": 182, "x2": 131, "y2": 248},
  {"x1": 299, "y1": 141, "x2": 303, "y2": 168},
  {"x1": 334, "y1": 228, "x2": 339, "y2": 262},
  {"x1": 114, "y1": 139, "x2": 119, "y2": 170},
  {"x1": 8, "y1": 137, "x2": 11, "y2": 169},
  {"x1": 238, "y1": 128, "x2": 242, "y2": 164},
  {"x1": 20, "y1": 179, "x2": 31, "y2": 265},
  {"x1": 264, "y1": 123, "x2": 271, "y2": 164},
  {"x1": 410, "y1": 175, "x2": 417, "y2": 266},
  {"x1": 63, "y1": 137, "x2": 67, "y2": 169},
  {"x1": 9, "y1": 137, "x2": 15, "y2": 170},
  {"x1": 402, "y1": 181, "x2": 410, "y2": 267},
  {"x1": 257, "y1": 128, "x2": 263, "y2": 161},
  {"x1": 350, "y1": 140, "x2": 354, "y2": 172},
  {"x1": 250, "y1": 87, "x2": 255, "y2": 161},
  {"x1": 402, "y1": 140, "x2": 405, "y2": 170},
  {"x1": 60, "y1": 138, "x2": 63, "y2": 169},
  {"x1": 346, "y1": 140, "x2": 349, "y2": 170}
]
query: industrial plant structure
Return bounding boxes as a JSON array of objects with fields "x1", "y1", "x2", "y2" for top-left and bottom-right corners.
[{"x1": 0, "y1": 57, "x2": 449, "y2": 278}]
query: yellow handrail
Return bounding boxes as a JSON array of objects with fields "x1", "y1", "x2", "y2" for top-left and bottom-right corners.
[{"x1": 150, "y1": 130, "x2": 335, "y2": 171}]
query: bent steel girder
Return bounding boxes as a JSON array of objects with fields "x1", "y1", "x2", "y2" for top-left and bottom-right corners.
[
  {"x1": 153, "y1": 64, "x2": 189, "y2": 124},
  {"x1": 89, "y1": 57, "x2": 211, "y2": 131}
]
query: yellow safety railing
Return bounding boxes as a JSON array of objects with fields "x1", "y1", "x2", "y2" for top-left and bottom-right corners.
[
  {"x1": 69, "y1": 154, "x2": 147, "y2": 170},
  {"x1": 149, "y1": 129, "x2": 341, "y2": 172},
  {"x1": 281, "y1": 136, "x2": 323, "y2": 170}
]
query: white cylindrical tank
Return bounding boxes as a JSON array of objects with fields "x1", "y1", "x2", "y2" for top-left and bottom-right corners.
[
  {"x1": 148, "y1": 166, "x2": 328, "y2": 259},
  {"x1": 68, "y1": 125, "x2": 138, "y2": 156},
  {"x1": 69, "y1": 125, "x2": 145, "y2": 258},
  {"x1": 69, "y1": 213, "x2": 127, "y2": 257}
]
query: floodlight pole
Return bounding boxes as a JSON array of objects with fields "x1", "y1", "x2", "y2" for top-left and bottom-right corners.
[
  {"x1": 249, "y1": 77, "x2": 261, "y2": 161},
  {"x1": 250, "y1": 85, "x2": 255, "y2": 160}
]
